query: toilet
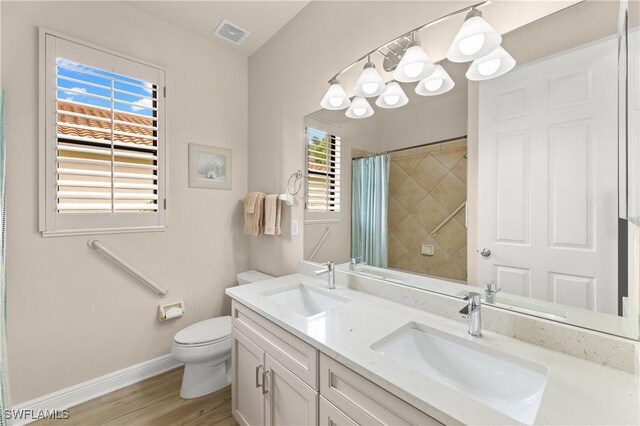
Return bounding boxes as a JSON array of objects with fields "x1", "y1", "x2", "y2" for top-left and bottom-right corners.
[{"x1": 171, "y1": 270, "x2": 274, "y2": 399}]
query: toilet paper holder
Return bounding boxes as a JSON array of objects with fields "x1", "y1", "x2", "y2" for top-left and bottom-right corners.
[{"x1": 158, "y1": 301, "x2": 185, "y2": 322}]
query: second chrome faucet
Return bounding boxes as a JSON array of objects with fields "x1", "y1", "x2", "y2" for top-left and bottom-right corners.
[
  {"x1": 459, "y1": 292, "x2": 482, "y2": 337},
  {"x1": 314, "y1": 261, "x2": 336, "y2": 289}
]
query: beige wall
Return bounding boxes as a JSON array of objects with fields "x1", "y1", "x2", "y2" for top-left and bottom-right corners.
[
  {"x1": 2, "y1": 1, "x2": 248, "y2": 403},
  {"x1": 388, "y1": 140, "x2": 467, "y2": 281}
]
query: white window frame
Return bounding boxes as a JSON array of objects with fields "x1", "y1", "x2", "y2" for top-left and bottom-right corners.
[
  {"x1": 304, "y1": 118, "x2": 342, "y2": 224},
  {"x1": 39, "y1": 28, "x2": 168, "y2": 237}
]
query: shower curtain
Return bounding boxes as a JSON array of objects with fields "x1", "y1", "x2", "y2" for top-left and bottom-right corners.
[
  {"x1": 351, "y1": 154, "x2": 390, "y2": 268},
  {"x1": 0, "y1": 90, "x2": 10, "y2": 426}
]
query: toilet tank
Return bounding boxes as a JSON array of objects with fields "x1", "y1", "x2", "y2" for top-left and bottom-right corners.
[{"x1": 237, "y1": 270, "x2": 274, "y2": 285}]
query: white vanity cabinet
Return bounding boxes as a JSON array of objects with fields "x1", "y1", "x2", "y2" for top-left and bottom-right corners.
[
  {"x1": 231, "y1": 301, "x2": 318, "y2": 426},
  {"x1": 231, "y1": 301, "x2": 445, "y2": 426}
]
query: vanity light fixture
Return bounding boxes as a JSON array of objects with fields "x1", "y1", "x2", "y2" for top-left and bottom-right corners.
[
  {"x1": 320, "y1": 78, "x2": 351, "y2": 110},
  {"x1": 446, "y1": 8, "x2": 502, "y2": 63},
  {"x1": 466, "y1": 46, "x2": 516, "y2": 81},
  {"x1": 346, "y1": 96, "x2": 374, "y2": 119},
  {"x1": 320, "y1": 1, "x2": 516, "y2": 118},
  {"x1": 376, "y1": 81, "x2": 409, "y2": 108},
  {"x1": 354, "y1": 56, "x2": 386, "y2": 97},
  {"x1": 393, "y1": 32, "x2": 436, "y2": 83},
  {"x1": 415, "y1": 64, "x2": 455, "y2": 96}
]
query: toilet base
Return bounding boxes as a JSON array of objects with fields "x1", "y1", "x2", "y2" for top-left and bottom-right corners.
[{"x1": 179, "y1": 359, "x2": 230, "y2": 399}]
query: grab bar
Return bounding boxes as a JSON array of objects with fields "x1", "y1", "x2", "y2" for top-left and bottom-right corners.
[
  {"x1": 88, "y1": 239, "x2": 169, "y2": 298},
  {"x1": 308, "y1": 227, "x2": 331, "y2": 262},
  {"x1": 430, "y1": 201, "x2": 466, "y2": 236}
]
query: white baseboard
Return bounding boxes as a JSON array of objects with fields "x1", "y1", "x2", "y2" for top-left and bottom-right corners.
[{"x1": 11, "y1": 354, "x2": 183, "y2": 426}]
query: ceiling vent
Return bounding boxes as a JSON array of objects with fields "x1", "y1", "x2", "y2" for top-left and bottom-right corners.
[{"x1": 214, "y1": 19, "x2": 250, "y2": 45}]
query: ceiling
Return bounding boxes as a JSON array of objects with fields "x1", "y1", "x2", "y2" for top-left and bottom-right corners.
[{"x1": 123, "y1": 1, "x2": 309, "y2": 56}]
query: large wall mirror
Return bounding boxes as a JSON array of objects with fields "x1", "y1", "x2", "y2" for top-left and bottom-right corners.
[{"x1": 303, "y1": 0, "x2": 640, "y2": 340}]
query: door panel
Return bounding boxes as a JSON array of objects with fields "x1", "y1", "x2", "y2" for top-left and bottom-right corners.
[
  {"x1": 265, "y1": 354, "x2": 318, "y2": 426},
  {"x1": 232, "y1": 328, "x2": 265, "y2": 426},
  {"x1": 479, "y1": 36, "x2": 618, "y2": 314}
]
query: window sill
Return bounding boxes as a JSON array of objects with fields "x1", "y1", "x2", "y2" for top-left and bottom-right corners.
[{"x1": 41, "y1": 225, "x2": 167, "y2": 238}]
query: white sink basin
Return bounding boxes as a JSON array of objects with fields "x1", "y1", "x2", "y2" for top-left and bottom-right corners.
[
  {"x1": 372, "y1": 323, "x2": 549, "y2": 425},
  {"x1": 265, "y1": 285, "x2": 347, "y2": 317}
]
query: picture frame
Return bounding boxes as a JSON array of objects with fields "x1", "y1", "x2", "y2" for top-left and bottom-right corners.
[{"x1": 188, "y1": 144, "x2": 232, "y2": 190}]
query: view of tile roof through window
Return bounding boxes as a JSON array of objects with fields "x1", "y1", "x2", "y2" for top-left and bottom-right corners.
[{"x1": 57, "y1": 101, "x2": 155, "y2": 147}]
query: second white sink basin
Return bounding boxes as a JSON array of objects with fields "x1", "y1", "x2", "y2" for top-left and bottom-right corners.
[
  {"x1": 372, "y1": 323, "x2": 549, "y2": 425},
  {"x1": 265, "y1": 284, "x2": 347, "y2": 317}
]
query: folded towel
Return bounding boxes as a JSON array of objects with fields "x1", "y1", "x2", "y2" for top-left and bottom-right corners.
[
  {"x1": 244, "y1": 192, "x2": 266, "y2": 236},
  {"x1": 264, "y1": 194, "x2": 282, "y2": 236}
]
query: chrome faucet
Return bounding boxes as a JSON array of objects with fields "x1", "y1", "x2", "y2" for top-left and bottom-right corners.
[
  {"x1": 315, "y1": 261, "x2": 335, "y2": 289},
  {"x1": 349, "y1": 257, "x2": 366, "y2": 271},
  {"x1": 459, "y1": 292, "x2": 482, "y2": 337},
  {"x1": 484, "y1": 281, "x2": 501, "y2": 304}
]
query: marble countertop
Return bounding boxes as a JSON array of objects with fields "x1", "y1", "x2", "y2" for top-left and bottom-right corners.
[{"x1": 226, "y1": 273, "x2": 639, "y2": 425}]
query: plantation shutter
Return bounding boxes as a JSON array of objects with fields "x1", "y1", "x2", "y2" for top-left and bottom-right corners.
[
  {"x1": 41, "y1": 32, "x2": 166, "y2": 235},
  {"x1": 305, "y1": 119, "x2": 341, "y2": 223}
]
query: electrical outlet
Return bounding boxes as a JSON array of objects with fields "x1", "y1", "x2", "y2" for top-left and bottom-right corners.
[{"x1": 291, "y1": 219, "x2": 299, "y2": 236}]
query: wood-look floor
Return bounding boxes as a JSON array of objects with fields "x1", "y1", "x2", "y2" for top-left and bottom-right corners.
[{"x1": 35, "y1": 367, "x2": 238, "y2": 426}]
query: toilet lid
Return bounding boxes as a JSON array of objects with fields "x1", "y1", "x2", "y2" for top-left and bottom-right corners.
[{"x1": 174, "y1": 316, "x2": 231, "y2": 345}]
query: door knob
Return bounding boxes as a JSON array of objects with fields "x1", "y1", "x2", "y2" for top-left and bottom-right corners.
[{"x1": 480, "y1": 248, "x2": 491, "y2": 257}]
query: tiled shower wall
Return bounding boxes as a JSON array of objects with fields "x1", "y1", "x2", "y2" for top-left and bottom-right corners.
[{"x1": 388, "y1": 139, "x2": 467, "y2": 281}]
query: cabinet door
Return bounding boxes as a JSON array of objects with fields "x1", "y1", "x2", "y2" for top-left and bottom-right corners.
[
  {"x1": 264, "y1": 354, "x2": 318, "y2": 426},
  {"x1": 232, "y1": 328, "x2": 265, "y2": 426},
  {"x1": 319, "y1": 396, "x2": 358, "y2": 426}
]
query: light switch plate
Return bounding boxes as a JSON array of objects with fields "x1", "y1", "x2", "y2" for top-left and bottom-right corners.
[
  {"x1": 421, "y1": 244, "x2": 435, "y2": 256},
  {"x1": 291, "y1": 219, "x2": 299, "y2": 236}
]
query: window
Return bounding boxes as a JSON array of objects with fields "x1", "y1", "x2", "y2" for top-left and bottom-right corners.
[
  {"x1": 305, "y1": 119, "x2": 341, "y2": 223},
  {"x1": 40, "y1": 30, "x2": 166, "y2": 236}
]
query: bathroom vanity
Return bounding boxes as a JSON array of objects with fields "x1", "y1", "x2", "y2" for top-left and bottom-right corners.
[{"x1": 226, "y1": 271, "x2": 639, "y2": 426}]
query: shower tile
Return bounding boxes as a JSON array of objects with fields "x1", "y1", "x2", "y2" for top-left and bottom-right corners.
[
  {"x1": 418, "y1": 236, "x2": 451, "y2": 270},
  {"x1": 395, "y1": 215, "x2": 428, "y2": 249},
  {"x1": 432, "y1": 146, "x2": 467, "y2": 169},
  {"x1": 394, "y1": 177, "x2": 427, "y2": 212},
  {"x1": 395, "y1": 155, "x2": 424, "y2": 174},
  {"x1": 433, "y1": 217, "x2": 467, "y2": 254},
  {"x1": 412, "y1": 154, "x2": 449, "y2": 191},
  {"x1": 431, "y1": 172, "x2": 466, "y2": 211},
  {"x1": 413, "y1": 194, "x2": 449, "y2": 232},
  {"x1": 452, "y1": 244, "x2": 468, "y2": 272},
  {"x1": 431, "y1": 261, "x2": 467, "y2": 281},
  {"x1": 388, "y1": 197, "x2": 408, "y2": 232},
  {"x1": 451, "y1": 157, "x2": 467, "y2": 182},
  {"x1": 388, "y1": 232, "x2": 408, "y2": 265},
  {"x1": 454, "y1": 206, "x2": 466, "y2": 227},
  {"x1": 389, "y1": 161, "x2": 408, "y2": 192}
]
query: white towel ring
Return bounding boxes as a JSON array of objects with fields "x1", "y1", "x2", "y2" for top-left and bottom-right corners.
[{"x1": 287, "y1": 170, "x2": 304, "y2": 196}]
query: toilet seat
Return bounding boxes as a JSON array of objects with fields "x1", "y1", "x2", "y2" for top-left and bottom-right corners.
[{"x1": 174, "y1": 316, "x2": 231, "y2": 346}]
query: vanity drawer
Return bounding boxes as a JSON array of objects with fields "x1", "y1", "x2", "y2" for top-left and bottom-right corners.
[
  {"x1": 232, "y1": 301, "x2": 318, "y2": 389},
  {"x1": 320, "y1": 354, "x2": 447, "y2": 426}
]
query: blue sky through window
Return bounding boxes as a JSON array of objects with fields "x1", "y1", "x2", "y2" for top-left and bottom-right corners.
[
  {"x1": 56, "y1": 58, "x2": 155, "y2": 117},
  {"x1": 308, "y1": 128, "x2": 326, "y2": 142}
]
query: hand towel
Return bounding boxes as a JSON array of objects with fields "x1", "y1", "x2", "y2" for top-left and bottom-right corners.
[
  {"x1": 244, "y1": 192, "x2": 265, "y2": 236},
  {"x1": 264, "y1": 194, "x2": 282, "y2": 236}
]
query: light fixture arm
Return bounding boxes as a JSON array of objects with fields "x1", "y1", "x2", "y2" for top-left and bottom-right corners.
[{"x1": 328, "y1": 0, "x2": 491, "y2": 81}]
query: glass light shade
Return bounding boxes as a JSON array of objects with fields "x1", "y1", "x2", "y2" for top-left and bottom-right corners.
[
  {"x1": 320, "y1": 81, "x2": 350, "y2": 110},
  {"x1": 466, "y1": 46, "x2": 516, "y2": 81},
  {"x1": 375, "y1": 81, "x2": 409, "y2": 108},
  {"x1": 447, "y1": 15, "x2": 502, "y2": 63},
  {"x1": 415, "y1": 65, "x2": 455, "y2": 96},
  {"x1": 354, "y1": 63, "x2": 385, "y2": 97},
  {"x1": 393, "y1": 45, "x2": 436, "y2": 83},
  {"x1": 345, "y1": 96, "x2": 374, "y2": 119}
]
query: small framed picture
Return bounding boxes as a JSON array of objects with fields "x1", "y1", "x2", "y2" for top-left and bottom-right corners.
[{"x1": 188, "y1": 144, "x2": 232, "y2": 189}]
